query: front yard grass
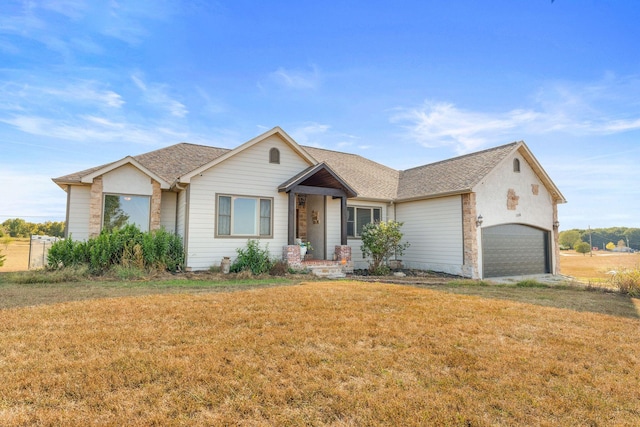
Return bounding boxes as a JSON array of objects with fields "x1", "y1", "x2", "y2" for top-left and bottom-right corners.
[{"x1": 1, "y1": 279, "x2": 639, "y2": 426}]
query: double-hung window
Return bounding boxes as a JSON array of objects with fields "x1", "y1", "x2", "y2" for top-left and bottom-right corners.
[
  {"x1": 217, "y1": 195, "x2": 273, "y2": 237},
  {"x1": 347, "y1": 206, "x2": 381, "y2": 238}
]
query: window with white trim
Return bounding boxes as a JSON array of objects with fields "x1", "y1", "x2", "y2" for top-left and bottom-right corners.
[
  {"x1": 347, "y1": 206, "x2": 381, "y2": 237},
  {"x1": 217, "y1": 195, "x2": 273, "y2": 237}
]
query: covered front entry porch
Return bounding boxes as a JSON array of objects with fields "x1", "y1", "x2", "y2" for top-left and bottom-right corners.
[{"x1": 278, "y1": 163, "x2": 357, "y2": 267}]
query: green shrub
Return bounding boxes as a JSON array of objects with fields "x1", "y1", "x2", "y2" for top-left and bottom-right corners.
[
  {"x1": 230, "y1": 240, "x2": 272, "y2": 275},
  {"x1": 609, "y1": 268, "x2": 640, "y2": 297},
  {"x1": 369, "y1": 264, "x2": 391, "y2": 276},
  {"x1": 360, "y1": 220, "x2": 410, "y2": 274},
  {"x1": 47, "y1": 226, "x2": 184, "y2": 274}
]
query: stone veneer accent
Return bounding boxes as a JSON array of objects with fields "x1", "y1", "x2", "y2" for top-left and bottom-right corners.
[
  {"x1": 150, "y1": 179, "x2": 161, "y2": 231},
  {"x1": 461, "y1": 192, "x2": 479, "y2": 278},
  {"x1": 507, "y1": 188, "x2": 519, "y2": 210},
  {"x1": 88, "y1": 176, "x2": 103, "y2": 238},
  {"x1": 89, "y1": 176, "x2": 161, "y2": 237}
]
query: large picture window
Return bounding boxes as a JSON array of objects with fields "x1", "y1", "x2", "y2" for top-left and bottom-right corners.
[
  {"x1": 217, "y1": 195, "x2": 273, "y2": 237},
  {"x1": 103, "y1": 194, "x2": 150, "y2": 232},
  {"x1": 347, "y1": 206, "x2": 381, "y2": 238}
]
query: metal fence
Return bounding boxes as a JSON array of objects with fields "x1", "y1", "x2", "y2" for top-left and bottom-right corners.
[{"x1": 29, "y1": 235, "x2": 60, "y2": 269}]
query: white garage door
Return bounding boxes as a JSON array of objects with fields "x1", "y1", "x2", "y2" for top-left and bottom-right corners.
[{"x1": 482, "y1": 224, "x2": 550, "y2": 278}]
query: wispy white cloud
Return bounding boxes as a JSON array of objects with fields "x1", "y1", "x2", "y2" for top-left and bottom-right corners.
[
  {"x1": 0, "y1": 79, "x2": 124, "y2": 110},
  {"x1": 391, "y1": 102, "x2": 539, "y2": 153},
  {"x1": 267, "y1": 65, "x2": 321, "y2": 90},
  {"x1": 0, "y1": 0, "x2": 179, "y2": 57},
  {"x1": 1, "y1": 113, "x2": 189, "y2": 146},
  {"x1": 290, "y1": 122, "x2": 331, "y2": 146},
  {"x1": 131, "y1": 73, "x2": 188, "y2": 118},
  {"x1": 391, "y1": 75, "x2": 640, "y2": 154}
]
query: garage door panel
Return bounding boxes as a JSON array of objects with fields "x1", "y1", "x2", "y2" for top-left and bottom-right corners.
[{"x1": 483, "y1": 224, "x2": 549, "y2": 277}]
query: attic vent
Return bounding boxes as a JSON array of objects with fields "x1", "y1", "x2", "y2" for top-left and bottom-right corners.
[
  {"x1": 513, "y1": 158, "x2": 520, "y2": 173},
  {"x1": 269, "y1": 148, "x2": 280, "y2": 164}
]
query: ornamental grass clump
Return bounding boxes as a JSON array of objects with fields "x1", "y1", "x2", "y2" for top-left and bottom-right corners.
[{"x1": 609, "y1": 266, "x2": 640, "y2": 296}]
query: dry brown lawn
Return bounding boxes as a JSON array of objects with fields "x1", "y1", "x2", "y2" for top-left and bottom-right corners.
[
  {"x1": 1, "y1": 281, "x2": 639, "y2": 426},
  {"x1": 0, "y1": 238, "x2": 29, "y2": 272},
  {"x1": 560, "y1": 250, "x2": 640, "y2": 282}
]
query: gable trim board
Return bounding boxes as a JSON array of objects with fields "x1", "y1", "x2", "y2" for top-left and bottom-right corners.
[{"x1": 53, "y1": 127, "x2": 566, "y2": 279}]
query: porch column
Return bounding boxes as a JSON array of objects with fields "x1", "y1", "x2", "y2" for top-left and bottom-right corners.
[
  {"x1": 288, "y1": 191, "x2": 296, "y2": 245},
  {"x1": 340, "y1": 196, "x2": 348, "y2": 245}
]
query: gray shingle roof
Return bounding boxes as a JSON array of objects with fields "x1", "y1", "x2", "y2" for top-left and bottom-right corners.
[
  {"x1": 303, "y1": 146, "x2": 400, "y2": 200},
  {"x1": 53, "y1": 138, "x2": 527, "y2": 202},
  {"x1": 54, "y1": 143, "x2": 230, "y2": 184},
  {"x1": 397, "y1": 142, "x2": 519, "y2": 200}
]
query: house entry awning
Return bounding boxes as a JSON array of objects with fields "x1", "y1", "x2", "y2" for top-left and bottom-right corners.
[
  {"x1": 278, "y1": 163, "x2": 357, "y2": 245},
  {"x1": 278, "y1": 162, "x2": 357, "y2": 198}
]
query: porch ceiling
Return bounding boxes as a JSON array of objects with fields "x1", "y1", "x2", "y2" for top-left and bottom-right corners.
[{"x1": 278, "y1": 162, "x2": 357, "y2": 198}]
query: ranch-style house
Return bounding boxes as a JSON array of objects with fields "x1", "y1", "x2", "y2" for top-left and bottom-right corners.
[{"x1": 53, "y1": 126, "x2": 566, "y2": 279}]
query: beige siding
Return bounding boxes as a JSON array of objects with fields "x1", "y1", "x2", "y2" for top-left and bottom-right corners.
[
  {"x1": 67, "y1": 185, "x2": 91, "y2": 241},
  {"x1": 160, "y1": 191, "x2": 177, "y2": 232},
  {"x1": 395, "y1": 195, "x2": 464, "y2": 275},
  {"x1": 186, "y1": 135, "x2": 312, "y2": 270},
  {"x1": 325, "y1": 197, "x2": 342, "y2": 259},
  {"x1": 176, "y1": 189, "x2": 187, "y2": 240},
  {"x1": 346, "y1": 200, "x2": 389, "y2": 269},
  {"x1": 102, "y1": 164, "x2": 153, "y2": 195}
]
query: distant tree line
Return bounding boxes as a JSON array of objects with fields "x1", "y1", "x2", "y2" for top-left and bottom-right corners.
[
  {"x1": 0, "y1": 218, "x2": 65, "y2": 238},
  {"x1": 559, "y1": 227, "x2": 640, "y2": 251}
]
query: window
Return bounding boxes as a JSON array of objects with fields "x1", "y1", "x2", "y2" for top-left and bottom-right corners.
[
  {"x1": 217, "y1": 195, "x2": 273, "y2": 237},
  {"x1": 103, "y1": 194, "x2": 150, "y2": 232},
  {"x1": 347, "y1": 206, "x2": 381, "y2": 237},
  {"x1": 513, "y1": 158, "x2": 520, "y2": 172},
  {"x1": 269, "y1": 148, "x2": 280, "y2": 164}
]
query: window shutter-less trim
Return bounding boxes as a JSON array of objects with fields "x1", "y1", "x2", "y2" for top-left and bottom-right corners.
[{"x1": 216, "y1": 194, "x2": 273, "y2": 238}]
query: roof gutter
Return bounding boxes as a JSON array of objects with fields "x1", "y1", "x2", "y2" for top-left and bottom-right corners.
[{"x1": 394, "y1": 189, "x2": 473, "y2": 204}]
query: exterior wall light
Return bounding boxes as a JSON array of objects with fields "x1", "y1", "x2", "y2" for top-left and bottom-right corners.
[
  {"x1": 553, "y1": 221, "x2": 560, "y2": 229},
  {"x1": 476, "y1": 215, "x2": 483, "y2": 227}
]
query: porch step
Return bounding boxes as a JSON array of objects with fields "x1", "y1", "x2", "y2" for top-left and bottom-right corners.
[{"x1": 302, "y1": 261, "x2": 348, "y2": 278}]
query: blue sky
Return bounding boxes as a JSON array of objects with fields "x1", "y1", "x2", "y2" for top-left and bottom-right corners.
[{"x1": 1, "y1": 0, "x2": 639, "y2": 231}]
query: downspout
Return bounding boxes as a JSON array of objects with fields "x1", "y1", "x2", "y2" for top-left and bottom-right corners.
[{"x1": 65, "y1": 185, "x2": 71, "y2": 238}]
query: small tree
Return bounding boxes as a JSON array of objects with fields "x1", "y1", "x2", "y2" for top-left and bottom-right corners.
[
  {"x1": 559, "y1": 230, "x2": 581, "y2": 249},
  {"x1": 606, "y1": 241, "x2": 616, "y2": 251},
  {"x1": 360, "y1": 220, "x2": 410, "y2": 275},
  {"x1": 574, "y1": 241, "x2": 591, "y2": 256}
]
